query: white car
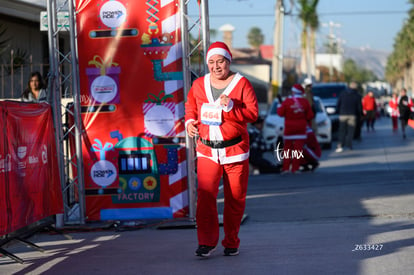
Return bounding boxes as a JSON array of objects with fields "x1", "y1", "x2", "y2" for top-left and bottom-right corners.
[{"x1": 262, "y1": 96, "x2": 332, "y2": 149}]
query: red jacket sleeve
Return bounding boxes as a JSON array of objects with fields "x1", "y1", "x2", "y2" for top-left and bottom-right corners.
[{"x1": 223, "y1": 78, "x2": 258, "y2": 124}]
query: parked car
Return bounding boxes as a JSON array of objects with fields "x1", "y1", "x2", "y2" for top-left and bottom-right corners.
[
  {"x1": 383, "y1": 101, "x2": 392, "y2": 117},
  {"x1": 311, "y1": 83, "x2": 348, "y2": 135},
  {"x1": 262, "y1": 96, "x2": 332, "y2": 149}
]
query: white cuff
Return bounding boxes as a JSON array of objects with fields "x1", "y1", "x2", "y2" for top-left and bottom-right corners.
[{"x1": 222, "y1": 99, "x2": 234, "y2": 112}]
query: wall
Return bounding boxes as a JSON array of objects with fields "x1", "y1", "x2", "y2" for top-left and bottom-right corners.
[{"x1": 0, "y1": 2, "x2": 69, "y2": 99}]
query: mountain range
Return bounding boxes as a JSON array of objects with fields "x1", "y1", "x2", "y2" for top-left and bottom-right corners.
[{"x1": 342, "y1": 46, "x2": 390, "y2": 80}]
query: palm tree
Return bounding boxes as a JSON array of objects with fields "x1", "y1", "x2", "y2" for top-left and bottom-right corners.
[
  {"x1": 298, "y1": 0, "x2": 319, "y2": 78},
  {"x1": 0, "y1": 24, "x2": 28, "y2": 74},
  {"x1": 0, "y1": 24, "x2": 10, "y2": 55},
  {"x1": 247, "y1": 27, "x2": 264, "y2": 49}
]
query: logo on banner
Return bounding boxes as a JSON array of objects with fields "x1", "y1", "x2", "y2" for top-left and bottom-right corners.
[
  {"x1": 41, "y1": 145, "x2": 48, "y2": 164},
  {"x1": 91, "y1": 160, "x2": 117, "y2": 187},
  {"x1": 29, "y1": 155, "x2": 39, "y2": 164},
  {"x1": 100, "y1": 1, "x2": 127, "y2": 28},
  {"x1": 17, "y1": 146, "x2": 27, "y2": 176},
  {"x1": 91, "y1": 75, "x2": 118, "y2": 103},
  {"x1": 17, "y1": 146, "x2": 27, "y2": 159},
  {"x1": 0, "y1": 154, "x2": 11, "y2": 173}
]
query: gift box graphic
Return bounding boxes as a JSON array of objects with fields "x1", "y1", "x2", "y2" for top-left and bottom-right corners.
[
  {"x1": 143, "y1": 91, "x2": 176, "y2": 137},
  {"x1": 86, "y1": 55, "x2": 121, "y2": 104}
]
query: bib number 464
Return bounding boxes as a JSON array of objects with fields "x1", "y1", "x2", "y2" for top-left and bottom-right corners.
[{"x1": 202, "y1": 111, "x2": 219, "y2": 120}]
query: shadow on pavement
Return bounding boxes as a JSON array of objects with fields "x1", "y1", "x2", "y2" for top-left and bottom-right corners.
[{"x1": 2, "y1": 117, "x2": 414, "y2": 274}]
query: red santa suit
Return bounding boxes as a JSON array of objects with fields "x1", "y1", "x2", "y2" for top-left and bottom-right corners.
[
  {"x1": 277, "y1": 84, "x2": 314, "y2": 173},
  {"x1": 301, "y1": 127, "x2": 322, "y2": 169},
  {"x1": 389, "y1": 96, "x2": 399, "y2": 131},
  {"x1": 185, "y1": 66, "x2": 258, "y2": 249}
]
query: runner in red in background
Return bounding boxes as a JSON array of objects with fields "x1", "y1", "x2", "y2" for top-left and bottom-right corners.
[{"x1": 277, "y1": 84, "x2": 314, "y2": 174}]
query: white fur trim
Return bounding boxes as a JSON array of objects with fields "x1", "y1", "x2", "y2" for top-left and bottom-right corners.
[
  {"x1": 206, "y1": 48, "x2": 232, "y2": 62},
  {"x1": 292, "y1": 86, "x2": 303, "y2": 95},
  {"x1": 222, "y1": 99, "x2": 233, "y2": 112},
  {"x1": 284, "y1": 135, "x2": 307, "y2": 139}
]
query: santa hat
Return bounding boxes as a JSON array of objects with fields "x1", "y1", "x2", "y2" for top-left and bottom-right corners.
[
  {"x1": 206, "y1": 41, "x2": 232, "y2": 62},
  {"x1": 292, "y1": 84, "x2": 305, "y2": 95}
]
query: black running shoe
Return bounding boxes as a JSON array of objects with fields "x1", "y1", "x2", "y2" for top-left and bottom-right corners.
[
  {"x1": 195, "y1": 245, "x2": 216, "y2": 257},
  {"x1": 301, "y1": 165, "x2": 310, "y2": 172},
  {"x1": 310, "y1": 162, "x2": 319, "y2": 172},
  {"x1": 224, "y1": 247, "x2": 239, "y2": 256}
]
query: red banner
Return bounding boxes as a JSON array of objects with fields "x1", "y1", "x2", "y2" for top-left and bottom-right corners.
[
  {"x1": 76, "y1": 0, "x2": 188, "y2": 220},
  {"x1": 0, "y1": 101, "x2": 63, "y2": 236}
]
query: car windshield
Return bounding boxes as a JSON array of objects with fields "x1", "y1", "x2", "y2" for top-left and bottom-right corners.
[
  {"x1": 312, "y1": 85, "x2": 347, "y2": 99},
  {"x1": 269, "y1": 101, "x2": 279, "y2": 115},
  {"x1": 314, "y1": 98, "x2": 324, "y2": 113}
]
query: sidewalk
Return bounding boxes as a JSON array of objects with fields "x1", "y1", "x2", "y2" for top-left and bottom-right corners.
[{"x1": 1, "y1": 117, "x2": 414, "y2": 275}]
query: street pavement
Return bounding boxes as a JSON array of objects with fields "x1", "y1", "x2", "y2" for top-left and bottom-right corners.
[{"x1": 2, "y1": 117, "x2": 414, "y2": 275}]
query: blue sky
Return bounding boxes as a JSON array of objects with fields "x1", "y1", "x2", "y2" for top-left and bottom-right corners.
[
  {"x1": 28, "y1": 0, "x2": 410, "y2": 53},
  {"x1": 203, "y1": 0, "x2": 411, "y2": 53}
]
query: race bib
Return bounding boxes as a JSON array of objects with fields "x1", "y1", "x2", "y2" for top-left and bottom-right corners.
[{"x1": 201, "y1": 103, "x2": 222, "y2": 126}]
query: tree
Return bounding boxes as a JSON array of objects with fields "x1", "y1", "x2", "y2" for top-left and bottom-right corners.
[
  {"x1": 0, "y1": 24, "x2": 28, "y2": 74},
  {"x1": 298, "y1": 0, "x2": 319, "y2": 77},
  {"x1": 385, "y1": 0, "x2": 414, "y2": 86},
  {"x1": 0, "y1": 24, "x2": 10, "y2": 56},
  {"x1": 247, "y1": 27, "x2": 264, "y2": 49},
  {"x1": 343, "y1": 59, "x2": 377, "y2": 84},
  {"x1": 210, "y1": 29, "x2": 217, "y2": 40}
]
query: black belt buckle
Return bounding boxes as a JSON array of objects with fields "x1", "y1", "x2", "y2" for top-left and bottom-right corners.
[{"x1": 200, "y1": 136, "x2": 242, "y2": 149}]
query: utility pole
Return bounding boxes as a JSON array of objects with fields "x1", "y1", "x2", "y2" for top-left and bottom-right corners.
[
  {"x1": 270, "y1": 0, "x2": 284, "y2": 102},
  {"x1": 322, "y1": 21, "x2": 341, "y2": 82}
]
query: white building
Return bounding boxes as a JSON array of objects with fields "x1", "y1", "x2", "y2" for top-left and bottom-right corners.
[{"x1": 315, "y1": 53, "x2": 344, "y2": 73}]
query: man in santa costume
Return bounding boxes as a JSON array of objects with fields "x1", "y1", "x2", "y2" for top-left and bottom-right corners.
[
  {"x1": 300, "y1": 126, "x2": 321, "y2": 172},
  {"x1": 185, "y1": 41, "x2": 258, "y2": 257},
  {"x1": 277, "y1": 84, "x2": 314, "y2": 174},
  {"x1": 388, "y1": 92, "x2": 400, "y2": 132}
]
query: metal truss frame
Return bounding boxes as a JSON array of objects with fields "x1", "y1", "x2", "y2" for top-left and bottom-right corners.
[{"x1": 47, "y1": 0, "x2": 85, "y2": 225}]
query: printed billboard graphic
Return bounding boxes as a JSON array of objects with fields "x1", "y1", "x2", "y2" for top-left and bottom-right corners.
[{"x1": 75, "y1": 0, "x2": 188, "y2": 220}]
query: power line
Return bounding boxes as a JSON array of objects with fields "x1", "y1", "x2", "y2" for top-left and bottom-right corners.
[
  {"x1": 316, "y1": 10, "x2": 409, "y2": 16},
  {"x1": 208, "y1": 10, "x2": 408, "y2": 18}
]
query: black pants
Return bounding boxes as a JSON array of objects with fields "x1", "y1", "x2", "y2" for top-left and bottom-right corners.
[{"x1": 365, "y1": 110, "x2": 376, "y2": 130}]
